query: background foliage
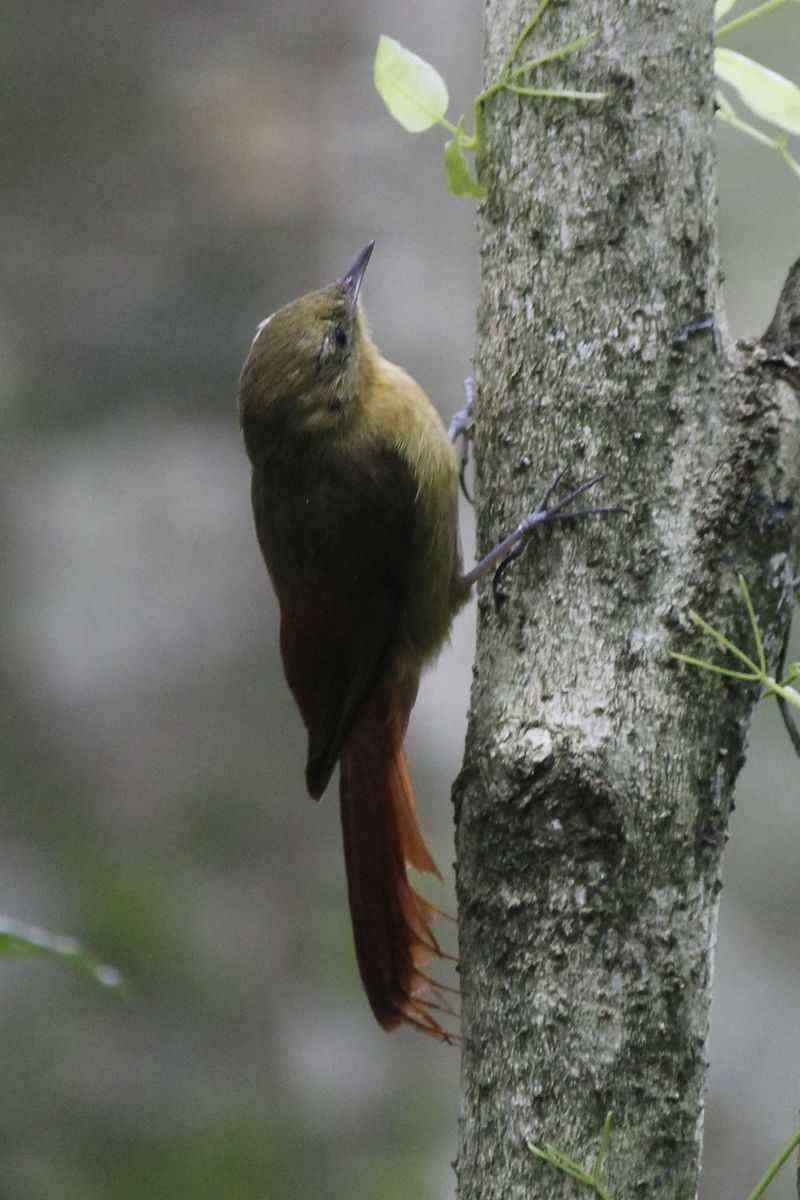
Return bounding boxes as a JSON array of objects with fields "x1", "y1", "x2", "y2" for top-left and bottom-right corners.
[{"x1": 0, "y1": 1, "x2": 797, "y2": 1197}]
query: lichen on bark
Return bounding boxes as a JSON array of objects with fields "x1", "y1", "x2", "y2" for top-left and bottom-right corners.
[{"x1": 453, "y1": 3, "x2": 800, "y2": 1198}]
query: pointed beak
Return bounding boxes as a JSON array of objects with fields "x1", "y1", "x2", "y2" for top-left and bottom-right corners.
[{"x1": 341, "y1": 240, "x2": 375, "y2": 308}]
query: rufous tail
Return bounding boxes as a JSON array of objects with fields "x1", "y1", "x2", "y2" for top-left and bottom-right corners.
[{"x1": 338, "y1": 687, "x2": 456, "y2": 1039}]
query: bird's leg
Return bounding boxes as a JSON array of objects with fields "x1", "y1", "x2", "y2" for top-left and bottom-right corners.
[
  {"x1": 448, "y1": 377, "x2": 474, "y2": 502},
  {"x1": 461, "y1": 470, "x2": 620, "y2": 598}
]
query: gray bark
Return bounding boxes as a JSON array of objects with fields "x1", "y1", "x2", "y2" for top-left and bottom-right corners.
[{"x1": 454, "y1": 2, "x2": 800, "y2": 1198}]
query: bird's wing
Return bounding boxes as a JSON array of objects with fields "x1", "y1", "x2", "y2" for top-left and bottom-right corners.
[{"x1": 276, "y1": 445, "x2": 417, "y2": 798}]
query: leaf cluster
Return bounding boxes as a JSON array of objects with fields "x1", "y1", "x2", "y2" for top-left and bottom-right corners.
[
  {"x1": 374, "y1": 0, "x2": 800, "y2": 198},
  {"x1": 715, "y1": 0, "x2": 800, "y2": 180},
  {"x1": 374, "y1": 0, "x2": 604, "y2": 197},
  {"x1": 673, "y1": 574, "x2": 800, "y2": 755}
]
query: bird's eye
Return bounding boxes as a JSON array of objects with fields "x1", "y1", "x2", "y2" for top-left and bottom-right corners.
[{"x1": 333, "y1": 325, "x2": 348, "y2": 351}]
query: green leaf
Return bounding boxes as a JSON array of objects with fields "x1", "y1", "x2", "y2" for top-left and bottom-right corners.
[
  {"x1": 444, "y1": 133, "x2": 485, "y2": 197},
  {"x1": 715, "y1": 0, "x2": 738, "y2": 18},
  {"x1": 374, "y1": 35, "x2": 450, "y2": 132},
  {"x1": 0, "y1": 915, "x2": 124, "y2": 990},
  {"x1": 715, "y1": 48, "x2": 800, "y2": 134}
]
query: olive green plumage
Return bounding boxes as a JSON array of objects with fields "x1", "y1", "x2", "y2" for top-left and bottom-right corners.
[{"x1": 239, "y1": 243, "x2": 462, "y2": 1037}]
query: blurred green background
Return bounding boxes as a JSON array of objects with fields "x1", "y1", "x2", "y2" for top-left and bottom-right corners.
[{"x1": 0, "y1": 2, "x2": 798, "y2": 1197}]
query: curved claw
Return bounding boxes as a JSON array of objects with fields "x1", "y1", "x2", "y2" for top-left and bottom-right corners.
[
  {"x1": 462, "y1": 470, "x2": 620, "y2": 597},
  {"x1": 491, "y1": 551, "x2": 517, "y2": 602},
  {"x1": 450, "y1": 378, "x2": 475, "y2": 505},
  {"x1": 459, "y1": 463, "x2": 473, "y2": 504}
]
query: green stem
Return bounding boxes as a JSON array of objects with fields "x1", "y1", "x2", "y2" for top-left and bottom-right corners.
[
  {"x1": 671, "y1": 653, "x2": 761, "y2": 682},
  {"x1": 764, "y1": 678, "x2": 800, "y2": 709},
  {"x1": 738, "y1": 575, "x2": 767, "y2": 673},
  {"x1": 529, "y1": 1144, "x2": 615, "y2": 1200},
  {"x1": 435, "y1": 114, "x2": 461, "y2": 136},
  {"x1": 592, "y1": 1111, "x2": 614, "y2": 1180},
  {"x1": 469, "y1": 13, "x2": 604, "y2": 148},
  {"x1": 716, "y1": 103, "x2": 800, "y2": 179},
  {"x1": 506, "y1": 83, "x2": 606, "y2": 102},
  {"x1": 716, "y1": 0, "x2": 793, "y2": 37},
  {"x1": 506, "y1": 32, "x2": 599, "y2": 83},
  {"x1": 470, "y1": 77, "x2": 508, "y2": 148},
  {"x1": 502, "y1": 0, "x2": 553, "y2": 77},
  {"x1": 775, "y1": 139, "x2": 800, "y2": 182},
  {"x1": 688, "y1": 609, "x2": 762, "y2": 672},
  {"x1": 743, "y1": 1127, "x2": 800, "y2": 1200},
  {"x1": 718, "y1": 105, "x2": 777, "y2": 147}
]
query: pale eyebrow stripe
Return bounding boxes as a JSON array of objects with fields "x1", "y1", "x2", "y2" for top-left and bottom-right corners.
[{"x1": 251, "y1": 313, "x2": 273, "y2": 347}]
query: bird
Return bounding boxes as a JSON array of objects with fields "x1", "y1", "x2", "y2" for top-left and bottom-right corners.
[{"x1": 238, "y1": 241, "x2": 611, "y2": 1037}]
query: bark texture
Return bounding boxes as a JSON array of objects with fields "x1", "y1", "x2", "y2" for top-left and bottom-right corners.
[{"x1": 454, "y1": 3, "x2": 800, "y2": 1198}]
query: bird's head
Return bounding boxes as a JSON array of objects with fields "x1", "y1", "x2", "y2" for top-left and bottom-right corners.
[{"x1": 239, "y1": 242, "x2": 376, "y2": 451}]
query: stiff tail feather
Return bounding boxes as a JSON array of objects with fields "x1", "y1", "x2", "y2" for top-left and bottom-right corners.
[{"x1": 338, "y1": 689, "x2": 457, "y2": 1040}]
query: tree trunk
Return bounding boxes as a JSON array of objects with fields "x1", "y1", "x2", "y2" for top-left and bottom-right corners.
[{"x1": 453, "y1": 2, "x2": 800, "y2": 1198}]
